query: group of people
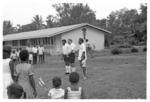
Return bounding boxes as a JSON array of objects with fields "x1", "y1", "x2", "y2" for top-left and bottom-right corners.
[
  {"x1": 62, "y1": 38, "x2": 88, "y2": 79},
  {"x1": 26, "y1": 44, "x2": 45, "y2": 64},
  {"x1": 3, "y1": 37, "x2": 89, "y2": 99}
]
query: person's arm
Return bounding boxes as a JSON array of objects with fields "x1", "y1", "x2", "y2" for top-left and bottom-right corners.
[
  {"x1": 29, "y1": 75, "x2": 37, "y2": 97},
  {"x1": 9, "y1": 60, "x2": 16, "y2": 81},
  {"x1": 64, "y1": 89, "x2": 68, "y2": 99},
  {"x1": 28, "y1": 66, "x2": 37, "y2": 97}
]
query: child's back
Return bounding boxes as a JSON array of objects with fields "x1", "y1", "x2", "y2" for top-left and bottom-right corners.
[
  {"x1": 66, "y1": 86, "x2": 82, "y2": 99},
  {"x1": 65, "y1": 72, "x2": 85, "y2": 99},
  {"x1": 48, "y1": 88, "x2": 64, "y2": 99},
  {"x1": 48, "y1": 77, "x2": 64, "y2": 99}
]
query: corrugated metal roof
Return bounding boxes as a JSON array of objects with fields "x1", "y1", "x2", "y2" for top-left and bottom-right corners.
[{"x1": 3, "y1": 23, "x2": 111, "y2": 41}]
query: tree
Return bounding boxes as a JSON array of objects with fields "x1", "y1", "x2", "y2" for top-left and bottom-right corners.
[
  {"x1": 3, "y1": 20, "x2": 16, "y2": 35},
  {"x1": 52, "y1": 3, "x2": 96, "y2": 26},
  {"x1": 32, "y1": 15, "x2": 44, "y2": 29}
]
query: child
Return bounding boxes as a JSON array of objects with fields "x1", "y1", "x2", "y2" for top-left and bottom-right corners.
[
  {"x1": 10, "y1": 50, "x2": 17, "y2": 62},
  {"x1": 64, "y1": 72, "x2": 85, "y2": 99},
  {"x1": 7, "y1": 83, "x2": 26, "y2": 99},
  {"x1": 29, "y1": 52, "x2": 33, "y2": 64},
  {"x1": 78, "y1": 38, "x2": 88, "y2": 79},
  {"x1": 48, "y1": 77, "x2": 65, "y2": 99}
]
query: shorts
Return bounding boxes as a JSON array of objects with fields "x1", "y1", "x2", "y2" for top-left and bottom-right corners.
[
  {"x1": 79, "y1": 59, "x2": 86, "y2": 67},
  {"x1": 69, "y1": 52, "x2": 75, "y2": 63},
  {"x1": 63, "y1": 55, "x2": 69, "y2": 62}
]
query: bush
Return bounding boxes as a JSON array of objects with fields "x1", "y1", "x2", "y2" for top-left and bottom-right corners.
[
  {"x1": 118, "y1": 44, "x2": 132, "y2": 48},
  {"x1": 143, "y1": 47, "x2": 147, "y2": 52},
  {"x1": 131, "y1": 47, "x2": 138, "y2": 53},
  {"x1": 111, "y1": 48, "x2": 122, "y2": 55}
]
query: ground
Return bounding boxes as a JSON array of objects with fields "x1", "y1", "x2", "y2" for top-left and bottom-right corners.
[{"x1": 33, "y1": 49, "x2": 146, "y2": 99}]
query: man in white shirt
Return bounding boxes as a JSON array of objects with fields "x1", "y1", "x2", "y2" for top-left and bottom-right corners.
[
  {"x1": 32, "y1": 45, "x2": 38, "y2": 64},
  {"x1": 68, "y1": 39, "x2": 76, "y2": 72},
  {"x1": 62, "y1": 39, "x2": 71, "y2": 74},
  {"x1": 78, "y1": 38, "x2": 87, "y2": 80},
  {"x1": 38, "y1": 45, "x2": 44, "y2": 64}
]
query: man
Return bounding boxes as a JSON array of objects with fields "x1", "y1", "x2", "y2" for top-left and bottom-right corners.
[
  {"x1": 78, "y1": 38, "x2": 87, "y2": 80},
  {"x1": 68, "y1": 39, "x2": 76, "y2": 72},
  {"x1": 62, "y1": 39, "x2": 71, "y2": 74},
  {"x1": 38, "y1": 44, "x2": 44, "y2": 64},
  {"x1": 32, "y1": 45, "x2": 38, "y2": 64}
]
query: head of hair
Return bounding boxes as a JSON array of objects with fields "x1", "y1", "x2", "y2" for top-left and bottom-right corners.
[
  {"x1": 62, "y1": 39, "x2": 66, "y2": 45},
  {"x1": 52, "y1": 77, "x2": 61, "y2": 88},
  {"x1": 19, "y1": 50, "x2": 29, "y2": 62},
  {"x1": 3, "y1": 46, "x2": 11, "y2": 59},
  {"x1": 86, "y1": 39, "x2": 88, "y2": 42},
  {"x1": 12, "y1": 50, "x2": 16, "y2": 53},
  {"x1": 7, "y1": 83, "x2": 24, "y2": 99},
  {"x1": 69, "y1": 72, "x2": 80, "y2": 84},
  {"x1": 78, "y1": 38, "x2": 84, "y2": 44}
]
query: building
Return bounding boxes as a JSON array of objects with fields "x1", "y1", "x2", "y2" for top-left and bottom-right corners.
[{"x1": 3, "y1": 23, "x2": 111, "y2": 55}]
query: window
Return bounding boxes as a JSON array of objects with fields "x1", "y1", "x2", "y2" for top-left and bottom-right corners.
[
  {"x1": 20, "y1": 40, "x2": 27, "y2": 46},
  {"x1": 12, "y1": 40, "x2": 18, "y2": 46}
]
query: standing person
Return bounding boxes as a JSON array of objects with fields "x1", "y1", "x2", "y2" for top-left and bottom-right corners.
[
  {"x1": 32, "y1": 45, "x2": 38, "y2": 64},
  {"x1": 62, "y1": 39, "x2": 71, "y2": 74},
  {"x1": 68, "y1": 39, "x2": 76, "y2": 72},
  {"x1": 15, "y1": 50, "x2": 37, "y2": 98},
  {"x1": 10, "y1": 49, "x2": 17, "y2": 62},
  {"x1": 86, "y1": 39, "x2": 93, "y2": 58},
  {"x1": 64, "y1": 72, "x2": 85, "y2": 99},
  {"x1": 41, "y1": 45, "x2": 45, "y2": 63},
  {"x1": 3, "y1": 46, "x2": 14, "y2": 98},
  {"x1": 38, "y1": 45, "x2": 44, "y2": 64},
  {"x1": 78, "y1": 38, "x2": 88, "y2": 80}
]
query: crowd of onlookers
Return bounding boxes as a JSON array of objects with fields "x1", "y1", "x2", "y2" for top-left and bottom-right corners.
[{"x1": 10, "y1": 44, "x2": 45, "y2": 65}]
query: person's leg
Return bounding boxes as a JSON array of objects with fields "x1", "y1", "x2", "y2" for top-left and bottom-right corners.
[
  {"x1": 35, "y1": 54, "x2": 37, "y2": 64},
  {"x1": 81, "y1": 60, "x2": 87, "y2": 79},
  {"x1": 33, "y1": 54, "x2": 35, "y2": 64}
]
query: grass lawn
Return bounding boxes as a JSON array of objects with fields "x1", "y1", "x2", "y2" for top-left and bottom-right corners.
[{"x1": 33, "y1": 50, "x2": 146, "y2": 99}]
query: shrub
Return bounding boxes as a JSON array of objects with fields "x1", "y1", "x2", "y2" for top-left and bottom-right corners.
[
  {"x1": 111, "y1": 48, "x2": 122, "y2": 55},
  {"x1": 118, "y1": 44, "x2": 132, "y2": 48},
  {"x1": 131, "y1": 47, "x2": 138, "y2": 53},
  {"x1": 143, "y1": 47, "x2": 147, "y2": 52}
]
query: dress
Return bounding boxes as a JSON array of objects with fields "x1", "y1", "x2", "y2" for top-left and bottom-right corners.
[
  {"x1": 15, "y1": 63, "x2": 34, "y2": 98},
  {"x1": 3, "y1": 58, "x2": 13, "y2": 98}
]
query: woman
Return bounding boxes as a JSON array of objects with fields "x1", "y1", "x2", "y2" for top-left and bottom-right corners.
[
  {"x1": 15, "y1": 50, "x2": 37, "y2": 98},
  {"x1": 3, "y1": 46, "x2": 13, "y2": 98}
]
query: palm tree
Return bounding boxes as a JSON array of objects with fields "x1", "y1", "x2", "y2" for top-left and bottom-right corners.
[{"x1": 32, "y1": 15, "x2": 44, "y2": 30}]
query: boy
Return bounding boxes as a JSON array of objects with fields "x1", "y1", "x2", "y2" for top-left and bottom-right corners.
[
  {"x1": 38, "y1": 45, "x2": 44, "y2": 64},
  {"x1": 78, "y1": 38, "x2": 87, "y2": 80},
  {"x1": 64, "y1": 72, "x2": 85, "y2": 99},
  {"x1": 62, "y1": 39, "x2": 71, "y2": 74},
  {"x1": 48, "y1": 77, "x2": 64, "y2": 99},
  {"x1": 68, "y1": 39, "x2": 76, "y2": 72}
]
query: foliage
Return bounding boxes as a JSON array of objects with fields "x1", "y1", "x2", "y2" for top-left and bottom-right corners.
[
  {"x1": 111, "y1": 48, "x2": 122, "y2": 55},
  {"x1": 3, "y1": 21, "x2": 16, "y2": 35},
  {"x1": 143, "y1": 47, "x2": 146, "y2": 52},
  {"x1": 131, "y1": 47, "x2": 138, "y2": 53}
]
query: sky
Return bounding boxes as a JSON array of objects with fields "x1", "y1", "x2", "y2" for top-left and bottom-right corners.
[{"x1": 2, "y1": 0, "x2": 147, "y2": 26}]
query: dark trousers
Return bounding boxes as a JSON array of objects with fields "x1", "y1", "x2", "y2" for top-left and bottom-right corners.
[
  {"x1": 39, "y1": 55, "x2": 43, "y2": 64},
  {"x1": 33, "y1": 53, "x2": 37, "y2": 64}
]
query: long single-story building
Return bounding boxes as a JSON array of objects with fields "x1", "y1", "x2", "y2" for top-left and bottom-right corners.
[{"x1": 3, "y1": 23, "x2": 111, "y2": 55}]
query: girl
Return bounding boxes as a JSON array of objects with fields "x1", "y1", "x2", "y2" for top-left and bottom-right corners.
[{"x1": 64, "y1": 72, "x2": 85, "y2": 99}]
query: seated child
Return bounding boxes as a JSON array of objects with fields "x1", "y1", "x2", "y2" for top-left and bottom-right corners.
[
  {"x1": 64, "y1": 72, "x2": 85, "y2": 99},
  {"x1": 7, "y1": 83, "x2": 26, "y2": 99},
  {"x1": 48, "y1": 77, "x2": 65, "y2": 99}
]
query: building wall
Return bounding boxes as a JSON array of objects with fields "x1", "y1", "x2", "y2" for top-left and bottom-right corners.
[{"x1": 61, "y1": 26, "x2": 105, "y2": 50}]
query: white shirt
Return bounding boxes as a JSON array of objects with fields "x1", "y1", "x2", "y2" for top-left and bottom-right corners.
[
  {"x1": 29, "y1": 54, "x2": 33, "y2": 61},
  {"x1": 32, "y1": 47, "x2": 38, "y2": 53},
  {"x1": 38, "y1": 47, "x2": 44, "y2": 55},
  {"x1": 78, "y1": 43, "x2": 87, "y2": 60},
  {"x1": 10, "y1": 53, "x2": 17, "y2": 59},
  {"x1": 48, "y1": 88, "x2": 65, "y2": 99},
  {"x1": 70, "y1": 43, "x2": 76, "y2": 53},
  {"x1": 26, "y1": 47, "x2": 32, "y2": 52},
  {"x1": 62, "y1": 43, "x2": 70, "y2": 55}
]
